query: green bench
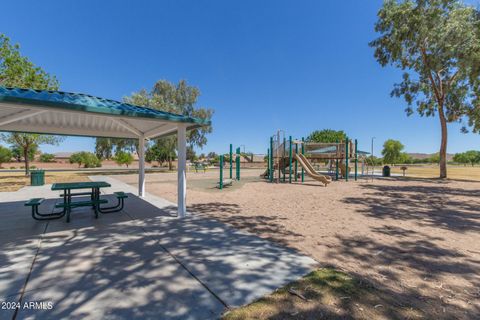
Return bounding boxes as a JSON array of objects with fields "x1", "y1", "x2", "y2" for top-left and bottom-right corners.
[
  {"x1": 98, "y1": 192, "x2": 128, "y2": 214},
  {"x1": 25, "y1": 198, "x2": 66, "y2": 221},
  {"x1": 25, "y1": 198, "x2": 44, "y2": 207},
  {"x1": 54, "y1": 199, "x2": 108, "y2": 209},
  {"x1": 194, "y1": 164, "x2": 207, "y2": 173},
  {"x1": 25, "y1": 191, "x2": 129, "y2": 222},
  {"x1": 56, "y1": 199, "x2": 108, "y2": 221}
]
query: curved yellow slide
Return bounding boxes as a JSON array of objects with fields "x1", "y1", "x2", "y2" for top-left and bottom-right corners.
[
  {"x1": 339, "y1": 163, "x2": 351, "y2": 178},
  {"x1": 294, "y1": 153, "x2": 332, "y2": 186}
]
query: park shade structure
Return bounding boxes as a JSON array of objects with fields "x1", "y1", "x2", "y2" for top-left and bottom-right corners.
[{"x1": 0, "y1": 87, "x2": 211, "y2": 218}]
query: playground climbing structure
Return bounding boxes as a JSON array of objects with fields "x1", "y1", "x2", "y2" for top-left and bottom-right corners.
[{"x1": 264, "y1": 130, "x2": 361, "y2": 186}]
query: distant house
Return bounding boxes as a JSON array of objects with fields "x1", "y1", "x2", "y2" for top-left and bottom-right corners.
[{"x1": 53, "y1": 152, "x2": 74, "y2": 164}]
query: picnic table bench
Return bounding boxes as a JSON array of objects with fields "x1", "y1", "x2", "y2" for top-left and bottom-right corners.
[
  {"x1": 25, "y1": 181, "x2": 128, "y2": 222},
  {"x1": 194, "y1": 164, "x2": 207, "y2": 173}
]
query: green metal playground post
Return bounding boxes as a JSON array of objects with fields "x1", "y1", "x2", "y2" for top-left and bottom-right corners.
[
  {"x1": 269, "y1": 137, "x2": 274, "y2": 183},
  {"x1": 335, "y1": 139, "x2": 339, "y2": 181},
  {"x1": 295, "y1": 142, "x2": 298, "y2": 182},
  {"x1": 355, "y1": 139, "x2": 358, "y2": 181},
  {"x1": 345, "y1": 138, "x2": 349, "y2": 182},
  {"x1": 301, "y1": 137, "x2": 305, "y2": 182},
  {"x1": 219, "y1": 155, "x2": 224, "y2": 189},
  {"x1": 229, "y1": 144, "x2": 233, "y2": 179},
  {"x1": 283, "y1": 137, "x2": 286, "y2": 182},
  {"x1": 236, "y1": 147, "x2": 241, "y2": 180},
  {"x1": 289, "y1": 136, "x2": 293, "y2": 183}
]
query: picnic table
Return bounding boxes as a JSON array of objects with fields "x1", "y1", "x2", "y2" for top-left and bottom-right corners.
[
  {"x1": 25, "y1": 181, "x2": 128, "y2": 222},
  {"x1": 52, "y1": 181, "x2": 111, "y2": 222}
]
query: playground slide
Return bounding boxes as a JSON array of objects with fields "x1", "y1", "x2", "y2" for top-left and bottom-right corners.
[
  {"x1": 339, "y1": 163, "x2": 350, "y2": 178},
  {"x1": 260, "y1": 168, "x2": 269, "y2": 178},
  {"x1": 294, "y1": 153, "x2": 332, "y2": 186}
]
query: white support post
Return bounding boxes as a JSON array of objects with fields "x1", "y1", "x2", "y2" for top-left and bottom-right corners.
[
  {"x1": 177, "y1": 124, "x2": 187, "y2": 218},
  {"x1": 138, "y1": 135, "x2": 146, "y2": 197}
]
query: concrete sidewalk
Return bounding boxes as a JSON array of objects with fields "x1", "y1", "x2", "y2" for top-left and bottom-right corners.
[{"x1": 0, "y1": 176, "x2": 317, "y2": 319}]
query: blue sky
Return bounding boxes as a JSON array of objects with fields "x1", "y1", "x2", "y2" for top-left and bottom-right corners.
[{"x1": 1, "y1": 0, "x2": 479, "y2": 156}]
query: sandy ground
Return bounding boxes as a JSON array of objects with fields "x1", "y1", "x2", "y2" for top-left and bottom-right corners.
[
  {"x1": 115, "y1": 169, "x2": 480, "y2": 318},
  {"x1": 0, "y1": 160, "x2": 148, "y2": 170}
]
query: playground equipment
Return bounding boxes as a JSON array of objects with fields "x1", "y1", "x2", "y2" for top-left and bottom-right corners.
[
  {"x1": 264, "y1": 131, "x2": 361, "y2": 186},
  {"x1": 218, "y1": 144, "x2": 241, "y2": 189}
]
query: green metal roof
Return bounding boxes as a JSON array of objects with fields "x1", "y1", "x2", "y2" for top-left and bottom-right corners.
[{"x1": 0, "y1": 86, "x2": 210, "y2": 126}]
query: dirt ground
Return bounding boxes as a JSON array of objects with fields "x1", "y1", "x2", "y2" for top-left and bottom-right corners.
[
  {"x1": 116, "y1": 169, "x2": 480, "y2": 319},
  {"x1": 0, "y1": 171, "x2": 91, "y2": 192}
]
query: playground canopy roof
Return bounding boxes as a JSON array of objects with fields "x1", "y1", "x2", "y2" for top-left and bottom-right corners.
[
  {"x1": 0, "y1": 87, "x2": 210, "y2": 139},
  {"x1": 308, "y1": 145, "x2": 370, "y2": 156}
]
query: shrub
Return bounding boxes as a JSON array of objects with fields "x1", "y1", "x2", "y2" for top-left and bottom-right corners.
[
  {"x1": 69, "y1": 152, "x2": 101, "y2": 168},
  {"x1": 39, "y1": 153, "x2": 55, "y2": 163},
  {"x1": 113, "y1": 150, "x2": 134, "y2": 168},
  {"x1": 0, "y1": 146, "x2": 12, "y2": 168}
]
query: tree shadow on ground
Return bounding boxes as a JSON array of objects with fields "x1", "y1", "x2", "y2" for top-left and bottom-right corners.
[
  {"x1": 188, "y1": 202, "x2": 305, "y2": 246},
  {"x1": 344, "y1": 181, "x2": 480, "y2": 232},
  {"x1": 322, "y1": 230, "x2": 480, "y2": 319},
  {"x1": 330, "y1": 181, "x2": 480, "y2": 318}
]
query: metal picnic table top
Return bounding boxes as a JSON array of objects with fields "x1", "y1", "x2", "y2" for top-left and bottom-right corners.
[{"x1": 51, "y1": 181, "x2": 111, "y2": 191}]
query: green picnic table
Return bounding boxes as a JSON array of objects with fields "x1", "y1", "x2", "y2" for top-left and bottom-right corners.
[
  {"x1": 52, "y1": 181, "x2": 111, "y2": 222},
  {"x1": 24, "y1": 181, "x2": 128, "y2": 222}
]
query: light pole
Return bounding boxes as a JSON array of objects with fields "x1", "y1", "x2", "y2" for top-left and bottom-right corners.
[{"x1": 371, "y1": 137, "x2": 376, "y2": 178}]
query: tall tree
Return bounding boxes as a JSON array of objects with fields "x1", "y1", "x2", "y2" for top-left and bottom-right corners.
[
  {"x1": 0, "y1": 34, "x2": 58, "y2": 89},
  {"x1": 453, "y1": 152, "x2": 469, "y2": 166},
  {"x1": 463, "y1": 150, "x2": 480, "y2": 166},
  {"x1": 145, "y1": 137, "x2": 177, "y2": 170},
  {"x1": 94, "y1": 137, "x2": 138, "y2": 160},
  {"x1": 95, "y1": 138, "x2": 116, "y2": 160},
  {"x1": 382, "y1": 139, "x2": 405, "y2": 165},
  {"x1": 370, "y1": 0, "x2": 480, "y2": 178},
  {"x1": 186, "y1": 146, "x2": 197, "y2": 162},
  {"x1": 0, "y1": 34, "x2": 63, "y2": 175},
  {"x1": 10, "y1": 145, "x2": 37, "y2": 162},
  {"x1": 2, "y1": 134, "x2": 63, "y2": 175},
  {"x1": 306, "y1": 129, "x2": 347, "y2": 143},
  {"x1": 123, "y1": 79, "x2": 214, "y2": 148},
  {"x1": 113, "y1": 79, "x2": 213, "y2": 165},
  {"x1": 96, "y1": 80, "x2": 213, "y2": 165}
]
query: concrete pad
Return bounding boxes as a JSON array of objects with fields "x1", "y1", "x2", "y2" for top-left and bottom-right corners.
[
  {"x1": 0, "y1": 236, "x2": 39, "y2": 300},
  {"x1": 0, "y1": 295, "x2": 18, "y2": 319},
  {"x1": 0, "y1": 199, "x2": 53, "y2": 241},
  {"x1": 17, "y1": 222, "x2": 225, "y2": 320},
  {"x1": 1, "y1": 176, "x2": 318, "y2": 318},
  {"x1": 89, "y1": 175, "x2": 178, "y2": 218},
  {"x1": 0, "y1": 199, "x2": 52, "y2": 300},
  {"x1": 136, "y1": 214, "x2": 318, "y2": 307}
]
